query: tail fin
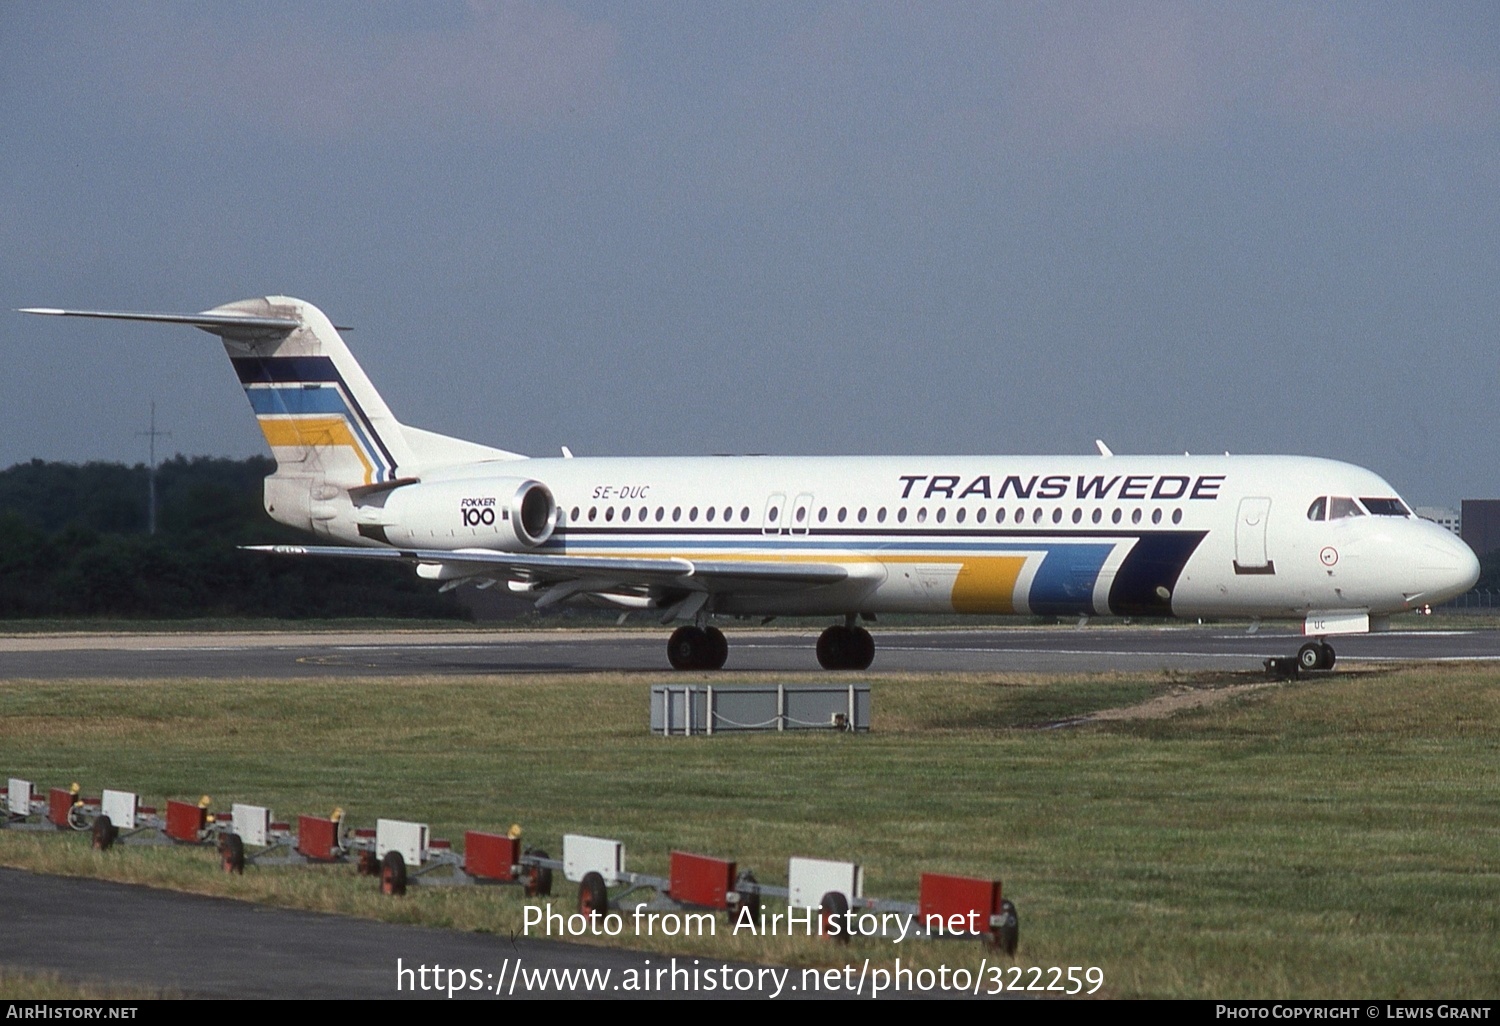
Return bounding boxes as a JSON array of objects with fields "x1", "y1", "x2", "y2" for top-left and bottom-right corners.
[
  {"x1": 22, "y1": 296, "x2": 522, "y2": 488},
  {"x1": 216, "y1": 296, "x2": 414, "y2": 488}
]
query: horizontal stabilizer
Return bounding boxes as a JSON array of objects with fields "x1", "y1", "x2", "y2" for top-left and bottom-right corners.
[{"x1": 19, "y1": 307, "x2": 301, "y2": 341}]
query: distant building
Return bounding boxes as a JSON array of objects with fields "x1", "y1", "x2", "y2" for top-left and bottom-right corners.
[
  {"x1": 1461, "y1": 500, "x2": 1500, "y2": 558},
  {"x1": 1415, "y1": 506, "x2": 1461, "y2": 537}
]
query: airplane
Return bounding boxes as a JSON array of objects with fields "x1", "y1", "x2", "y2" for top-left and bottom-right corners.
[{"x1": 21, "y1": 296, "x2": 1480, "y2": 674}]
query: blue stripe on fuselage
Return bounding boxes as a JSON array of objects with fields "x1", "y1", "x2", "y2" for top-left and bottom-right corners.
[{"x1": 1027, "y1": 543, "x2": 1115, "y2": 615}]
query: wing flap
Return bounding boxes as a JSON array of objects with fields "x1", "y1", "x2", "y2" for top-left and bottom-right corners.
[{"x1": 242, "y1": 545, "x2": 851, "y2": 593}]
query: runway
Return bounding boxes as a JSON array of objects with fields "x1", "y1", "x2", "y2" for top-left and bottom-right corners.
[{"x1": 0, "y1": 622, "x2": 1497, "y2": 678}]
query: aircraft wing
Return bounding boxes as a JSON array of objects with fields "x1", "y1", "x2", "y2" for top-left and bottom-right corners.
[{"x1": 242, "y1": 545, "x2": 851, "y2": 594}]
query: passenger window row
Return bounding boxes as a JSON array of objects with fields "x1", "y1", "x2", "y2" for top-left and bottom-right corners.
[{"x1": 561, "y1": 504, "x2": 1187, "y2": 527}]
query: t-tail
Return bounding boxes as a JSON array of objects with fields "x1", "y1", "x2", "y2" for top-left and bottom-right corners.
[{"x1": 20, "y1": 296, "x2": 523, "y2": 533}]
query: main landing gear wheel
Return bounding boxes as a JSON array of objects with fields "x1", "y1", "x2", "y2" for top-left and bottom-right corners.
[
  {"x1": 666, "y1": 625, "x2": 728, "y2": 670},
  {"x1": 816, "y1": 625, "x2": 875, "y2": 670},
  {"x1": 1297, "y1": 642, "x2": 1336, "y2": 672}
]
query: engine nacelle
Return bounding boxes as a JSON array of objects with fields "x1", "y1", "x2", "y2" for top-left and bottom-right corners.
[{"x1": 374, "y1": 477, "x2": 557, "y2": 551}]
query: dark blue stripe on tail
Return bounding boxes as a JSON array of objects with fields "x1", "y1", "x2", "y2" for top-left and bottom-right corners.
[{"x1": 232, "y1": 356, "x2": 339, "y2": 384}]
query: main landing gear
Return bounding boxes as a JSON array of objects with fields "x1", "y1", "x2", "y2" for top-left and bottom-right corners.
[
  {"x1": 666, "y1": 625, "x2": 728, "y2": 670},
  {"x1": 816, "y1": 622, "x2": 875, "y2": 671},
  {"x1": 664, "y1": 619, "x2": 877, "y2": 671}
]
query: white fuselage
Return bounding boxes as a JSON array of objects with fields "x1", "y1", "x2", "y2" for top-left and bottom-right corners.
[{"x1": 326, "y1": 452, "x2": 1478, "y2": 622}]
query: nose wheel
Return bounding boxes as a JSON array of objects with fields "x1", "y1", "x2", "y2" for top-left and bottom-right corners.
[{"x1": 1297, "y1": 641, "x2": 1336, "y2": 672}]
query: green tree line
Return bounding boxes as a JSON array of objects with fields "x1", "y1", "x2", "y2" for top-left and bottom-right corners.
[{"x1": 0, "y1": 457, "x2": 466, "y2": 620}]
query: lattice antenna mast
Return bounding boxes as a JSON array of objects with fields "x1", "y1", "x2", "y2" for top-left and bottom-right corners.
[{"x1": 137, "y1": 401, "x2": 172, "y2": 536}]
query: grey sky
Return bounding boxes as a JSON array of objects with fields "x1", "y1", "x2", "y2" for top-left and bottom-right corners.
[{"x1": 3, "y1": 2, "x2": 1497, "y2": 506}]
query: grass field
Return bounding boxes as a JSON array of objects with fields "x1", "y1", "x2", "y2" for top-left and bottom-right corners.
[{"x1": 2, "y1": 663, "x2": 1498, "y2": 998}]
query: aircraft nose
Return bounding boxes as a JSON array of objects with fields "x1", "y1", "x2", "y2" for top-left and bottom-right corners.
[{"x1": 1417, "y1": 529, "x2": 1480, "y2": 600}]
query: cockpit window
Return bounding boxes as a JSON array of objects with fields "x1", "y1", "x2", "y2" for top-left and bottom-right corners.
[
  {"x1": 1359, "y1": 498, "x2": 1411, "y2": 517},
  {"x1": 1327, "y1": 497, "x2": 1364, "y2": 519},
  {"x1": 1306, "y1": 497, "x2": 1327, "y2": 522}
]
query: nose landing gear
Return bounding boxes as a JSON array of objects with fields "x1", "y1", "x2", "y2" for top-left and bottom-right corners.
[
  {"x1": 1298, "y1": 641, "x2": 1336, "y2": 672},
  {"x1": 1267, "y1": 641, "x2": 1336, "y2": 678}
]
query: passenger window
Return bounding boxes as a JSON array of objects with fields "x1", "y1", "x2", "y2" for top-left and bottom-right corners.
[
  {"x1": 935, "y1": 508, "x2": 945, "y2": 524},
  {"x1": 917, "y1": 508, "x2": 928, "y2": 523},
  {"x1": 1172, "y1": 508, "x2": 1182, "y2": 525},
  {"x1": 976, "y1": 508, "x2": 987, "y2": 523},
  {"x1": 589, "y1": 507, "x2": 597, "y2": 522},
  {"x1": 858, "y1": 507, "x2": 868, "y2": 523},
  {"x1": 956, "y1": 508, "x2": 966, "y2": 524},
  {"x1": 640, "y1": 506, "x2": 648, "y2": 521},
  {"x1": 838, "y1": 507, "x2": 847, "y2": 522},
  {"x1": 995, "y1": 508, "x2": 1006, "y2": 524},
  {"x1": 705, "y1": 507, "x2": 715, "y2": 522},
  {"x1": 1032, "y1": 508, "x2": 1043, "y2": 524},
  {"x1": 723, "y1": 507, "x2": 731, "y2": 522},
  {"x1": 1092, "y1": 508, "x2": 1102, "y2": 524},
  {"x1": 1151, "y1": 509, "x2": 1162, "y2": 524},
  {"x1": 622, "y1": 507, "x2": 631, "y2": 522},
  {"x1": 898, "y1": 508, "x2": 907, "y2": 523},
  {"x1": 1071, "y1": 508, "x2": 1082, "y2": 524},
  {"x1": 818, "y1": 507, "x2": 828, "y2": 523},
  {"x1": 1131, "y1": 509, "x2": 1142, "y2": 525},
  {"x1": 655, "y1": 507, "x2": 665, "y2": 522},
  {"x1": 767, "y1": 507, "x2": 777, "y2": 522},
  {"x1": 690, "y1": 507, "x2": 699, "y2": 521},
  {"x1": 1111, "y1": 509, "x2": 1121, "y2": 524},
  {"x1": 877, "y1": 507, "x2": 886, "y2": 523},
  {"x1": 672, "y1": 507, "x2": 681, "y2": 522},
  {"x1": 1051, "y1": 508, "x2": 1062, "y2": 524},
  {"x1": 606, "y1": 507, "x2": 615, "y2": 522},
  {"x1": 570, "y1": 506, "x2": 580, "y2": 521},
  {"x1": 741, "y1": 507, "x2": 750, "y2": 522}
]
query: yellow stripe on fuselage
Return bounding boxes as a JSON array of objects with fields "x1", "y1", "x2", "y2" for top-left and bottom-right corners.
[
  {"x1": 950, "y1": 556, "x2": 1027, "y2": 613},
  {"x1": 257, "y1": 416, "x2": 375, "y2": 485}
]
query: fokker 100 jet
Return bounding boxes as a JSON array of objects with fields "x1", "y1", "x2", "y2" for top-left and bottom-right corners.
[{"x1": 22, "y1": 297, "x2": 1480, "y2": 672}]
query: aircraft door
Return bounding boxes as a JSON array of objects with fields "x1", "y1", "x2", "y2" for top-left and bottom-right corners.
[
  {"x1": 762, "y1": 493, "x2": 786, "y2": 536},
  {"x1": 1234, "y1": 497, "x2": 1275, "y2": 574},
  {"x1": 790, "y1": 493, "x2": 814, "y2": 536}
]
